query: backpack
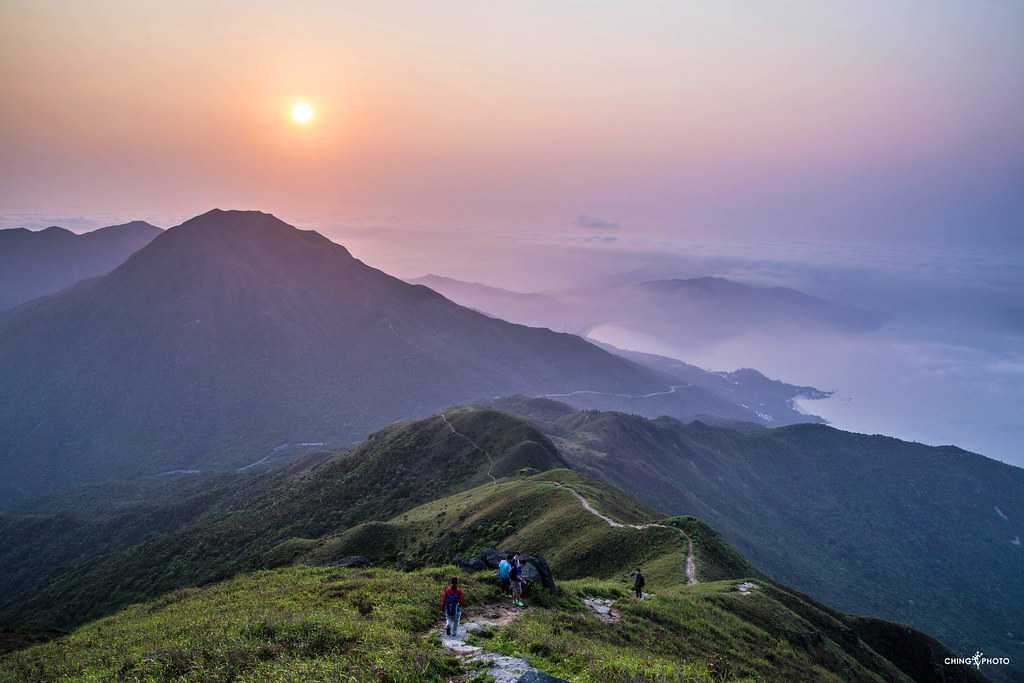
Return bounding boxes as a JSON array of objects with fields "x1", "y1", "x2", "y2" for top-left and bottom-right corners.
[{"x1": 445, "y1": 591, "x2": 460, "y2": 616}]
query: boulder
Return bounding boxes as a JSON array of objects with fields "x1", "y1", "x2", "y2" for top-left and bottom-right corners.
[
  {"x1": 479, "y1": 547, "x2": 503, "y2": 569},
  {"x1": 520, "y1": 554, "x2": 557, "y2": 591},
  {"x1": 455, "y1": 554, "x2": 488, "y2": 571}
]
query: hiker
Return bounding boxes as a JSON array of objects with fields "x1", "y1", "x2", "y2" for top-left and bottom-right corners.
[
  {"x1": 498, "y1": 554, "x2": 512, "y2": 594},
  {"x1": 510, "y1": 558, "x2": 526, "y2": 607},
  {"x1": 441, "y1": 576, "x2": 465, "y2": 636},
  {"x1": 634, "y1": 568, "x2": 645, "y2": 599}
]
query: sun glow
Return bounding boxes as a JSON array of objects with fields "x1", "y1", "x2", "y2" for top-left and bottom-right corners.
[{"x1": 291, "y1": 101, "x2": 315, "y2": 125}]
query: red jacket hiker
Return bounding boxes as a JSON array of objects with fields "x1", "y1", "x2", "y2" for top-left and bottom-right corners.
[{"x1": 441, "y1": 585, "x2": 465, "y2": 613}]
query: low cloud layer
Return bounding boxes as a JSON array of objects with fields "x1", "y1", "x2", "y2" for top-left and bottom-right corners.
[{"x1": 576, "y1": 214, "x2": 620, "y2": 230}]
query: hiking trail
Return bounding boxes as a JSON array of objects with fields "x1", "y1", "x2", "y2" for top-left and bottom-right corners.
[
  {"x1": 440, "y1": 604, "x2": 563, "y2": 683},
  {"x1": 549, "y1": 482, "x2": 698, "y2": 585},
  {"x1": 437, "y1": 414, "x2": 697, "y2": 584},
  {"x1": 440, "y1": 412, "x2": 498, "y2": 484}
]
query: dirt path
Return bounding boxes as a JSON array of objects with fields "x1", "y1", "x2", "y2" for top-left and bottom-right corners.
[
  {"x1": 440, "y1": 604, "x2": 542, "y2": 682},
  {"x1": 440, "y1": 413, "x2": 498, "y2": 484},
  {"x1": 549, "y1": 482, "x2": 698, "y2": 585}
]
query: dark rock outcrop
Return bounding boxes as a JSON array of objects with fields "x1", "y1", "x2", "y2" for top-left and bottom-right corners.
[
  {"x1": 520, "y1": 555, "x2": 556, "y2": 592},
  {"x1": 455, "y1": 555, "x2": 487, "y2": 572},
  {"x1": 452, "y1": 550, "x2": 556, "y2": 591}
]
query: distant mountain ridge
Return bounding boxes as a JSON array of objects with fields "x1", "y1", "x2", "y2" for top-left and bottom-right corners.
[
  {"x1": 589, "y1": 340, "x2": 829, "y2": 425},
  {"x1": 0, "y1": 220, "x2": 162, "y2": 310},
  {"x1": 613, "y1": 275, "x2": 884, "y2": 339},
  {"x1": 412, "y1": 271, "x2": 885, "y2": 354},
  {"x1": 411, "y1": 276, "x2": 832, "y2": 425},
  {"x1": 408, "y1": 274, "x2": 562, "y2": 329},
  {"x1": 0, "y1": 209, "x2": 679, "y2": 504}
]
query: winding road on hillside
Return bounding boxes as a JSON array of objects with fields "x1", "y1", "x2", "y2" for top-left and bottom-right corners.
[{"x1": 539, "y1": 384, "x2": 687, "y2": 400}]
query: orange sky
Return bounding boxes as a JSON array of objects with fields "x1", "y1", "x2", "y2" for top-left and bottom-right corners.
[{"x1": 2, "y1": 1, "x2": 1021, "y2": 244}]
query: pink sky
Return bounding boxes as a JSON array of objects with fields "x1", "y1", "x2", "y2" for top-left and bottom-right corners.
[{"x1": 2, "y1": 1, "x2": 1021, "y2": 245}]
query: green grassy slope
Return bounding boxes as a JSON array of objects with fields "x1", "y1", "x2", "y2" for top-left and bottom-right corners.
[
  {"x1": 0, "y1": 471, "x2": 267, "y2": 619},
  {"x1": 0, "y1": 406, "x2": 994, "y2": 682},
  {"x1": 0, "y1": 563, "x2": 984, "y2": 681},
  {"x1": 0, "y1": 409, "x2": 563, "y2": 631},
  {"x1": 302, "y1": 469, "x2": 717, "y2": 589}
]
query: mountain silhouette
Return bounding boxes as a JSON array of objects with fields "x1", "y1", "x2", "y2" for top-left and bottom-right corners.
[
  {"x1": 0, "y1": 209, "x2": 669, "y2": 504},
  {"x1": 0, "y1": 220, "x2": 162, "y2": 310}
]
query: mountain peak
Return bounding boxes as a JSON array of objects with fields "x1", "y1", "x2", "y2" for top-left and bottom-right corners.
[
  {"x1": 0, "y1": 207, "x2": 668, "y2": 502},
  {"x1": 177, "y1": 208, "x2": 295, "y2": 235},
  {"x1": 131, "y1": 209, "x2": 352, "y2": 271},
  {"x1": 40, "y1": 225, "x2": 73, "y2": 235}
]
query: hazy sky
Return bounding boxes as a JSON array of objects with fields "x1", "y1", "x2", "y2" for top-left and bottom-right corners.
[{"x1": 2, "y1": 1, "x2": 1022, "y2": 245}]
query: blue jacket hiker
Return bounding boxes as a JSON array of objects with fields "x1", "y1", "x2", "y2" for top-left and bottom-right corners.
[{"x1": 498, "y1": 556, "x2": 512, "y2": 593}]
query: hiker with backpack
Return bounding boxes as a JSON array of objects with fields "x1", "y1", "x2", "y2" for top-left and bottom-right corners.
[
  {"x1": 498, "y1": 554, "x2": 512, "y2": 595},
  {"x1": 441, "y1": 576, "x2": 465, "y2": 636},
  {"x1": 510, "y1": 555, "x2": 526, "y2": 608},
  {"x1": 634, "y1": 568, "x2": 645, "y2": 599}
]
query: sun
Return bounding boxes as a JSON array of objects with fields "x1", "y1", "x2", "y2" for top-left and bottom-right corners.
[{"x1": 291, "y1": 101, "x2": 315, "y2": 125}]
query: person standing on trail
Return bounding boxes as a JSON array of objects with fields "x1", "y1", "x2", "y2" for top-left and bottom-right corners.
[
  {"x1": 510, "y1": 559, "x2": 526, "y2": 607},
  {"x1": 498, "y1": 554, "x2": 512, "y2": 594},
  {"x1": 441, "y1": 576, "x2": 465, "y2": 636},
  {"x1": 633, "y1": 568, "x2": 646, "y2": 599}
]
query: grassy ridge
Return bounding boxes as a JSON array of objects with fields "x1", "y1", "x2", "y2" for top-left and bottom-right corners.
[
  {"x1": 2, "y1": 566, "x2": 974, "y2": 683},
  {"x1": 0, "y1": 567, "x2": 473, "y2": 683},
  {"x1": 0, "y1": 410, "x2": 563, "y2": 631},
  {"x1": 301, "y1": 469, "x2": 744, "y2": 591},
  {"x1": 0, "y1": 406, "x2": 996, "y2": 682}
]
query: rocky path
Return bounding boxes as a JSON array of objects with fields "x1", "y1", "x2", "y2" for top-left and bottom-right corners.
[
  {"x1": 440, "y1": 604, "x2": 566, "y2": 683},
  {"x1": 549, "y1": 482, "x2": 698, "y2": 585},
  {"x1": 582, "y1": 597, "x2": 622, "y2": 624},
  {"x1": 440, "y1": 413, "x2": 498, "y2": 484}
]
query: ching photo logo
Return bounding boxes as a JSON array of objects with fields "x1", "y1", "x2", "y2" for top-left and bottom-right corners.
[{"x1": 945, "y1": 651, "x2": 1012, "y2": 669}]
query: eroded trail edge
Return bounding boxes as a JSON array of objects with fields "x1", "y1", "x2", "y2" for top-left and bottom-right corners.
[{"x1": 550, "y1": 482, "x2": 698, "y2": 585}]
